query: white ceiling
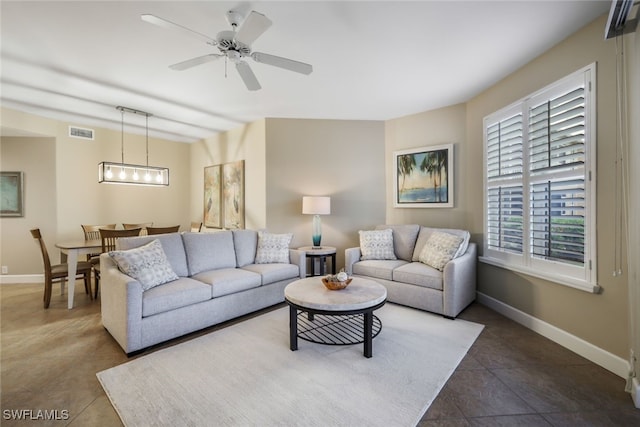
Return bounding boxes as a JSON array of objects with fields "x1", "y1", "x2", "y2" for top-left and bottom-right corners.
[{"x1": 1, "y1": 1, "x2": 610, "y2": 143}]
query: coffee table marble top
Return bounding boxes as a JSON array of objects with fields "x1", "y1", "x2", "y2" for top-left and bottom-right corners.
[{"x1": 284, "y1": 277, "x2": 387, "y2": 311}]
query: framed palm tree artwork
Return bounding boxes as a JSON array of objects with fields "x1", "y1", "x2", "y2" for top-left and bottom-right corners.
[{"x1": 393, "y1": 144, "x2": 453, "y2": 208}]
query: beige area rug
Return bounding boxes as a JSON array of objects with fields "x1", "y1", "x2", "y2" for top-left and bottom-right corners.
[{"x1": 97, "y1": 303, "x2": 483, "y2": 426}]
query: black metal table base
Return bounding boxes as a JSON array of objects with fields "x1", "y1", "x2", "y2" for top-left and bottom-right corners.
[
  {"x1": 287, "y1": 300, "x2": 385, "y2": 358},
  {"x1": 297, "y1": 312, "x2": 382, "y2": 346}
]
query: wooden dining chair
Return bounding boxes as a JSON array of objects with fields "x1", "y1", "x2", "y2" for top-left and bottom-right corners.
[
  {"x1": 147, "y1": 225, "x2": 180, "y2": 235},
  {"x1": 81, "y1": 224, "x2": 116, "y2": 261},
  {"x1": 30, "y1": 229, "x2": 93, "y2": 309},
  {"x1": 123, "y1": 222, "x2": 152, "y2": 236},
  {"x1": 93, "y1": 228, "x2": 142, "y2": 298},
  {"x1": 81, "y1": 224, "x2": 117, "y2": 241},
  {"x1": 190, "y1": 222, "x2": 203, "y2": 232}
]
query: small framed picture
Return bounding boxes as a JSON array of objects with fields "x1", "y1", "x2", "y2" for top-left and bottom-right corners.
[
  {"x1": 0, "y1": 171, "x2": 24, "y2": 217},
  {"x1": 393, "y1": 144, "x2": 453, "y2": 208}
]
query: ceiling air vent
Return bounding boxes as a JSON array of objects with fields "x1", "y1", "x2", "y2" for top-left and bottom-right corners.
[
  {"x1": 69, "y1": 126, "x2": 94, "y2": 140},
  {"x1": 605, "y1": 0, "x2": 638, "y2": 39}
]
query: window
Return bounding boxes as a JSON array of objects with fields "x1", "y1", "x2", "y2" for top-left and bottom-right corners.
[{"x1": 482, "y1": 64, "x2": 597, "y2": 292}]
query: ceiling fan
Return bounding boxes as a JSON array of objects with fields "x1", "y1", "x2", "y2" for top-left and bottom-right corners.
[{"x1": 141, "y1": 10, "x2": 313, "y2": 91}]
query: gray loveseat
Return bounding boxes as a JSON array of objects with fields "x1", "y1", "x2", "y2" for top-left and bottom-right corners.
[
  {"x1": 101, "y1": 230, "x2": 305, "y2": 354},
  {"x1": 345, "y1": 224, "x2": 476, "y2": 318}
]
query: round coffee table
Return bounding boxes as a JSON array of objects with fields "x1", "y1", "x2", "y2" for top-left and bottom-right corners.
[{"x1": 284, "y1": 277, "x2": 387, "y2": 358}]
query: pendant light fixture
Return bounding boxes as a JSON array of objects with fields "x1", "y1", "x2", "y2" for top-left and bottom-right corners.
[{"x1": 98, "y1": 106, "x2": 169, "y2": 186}]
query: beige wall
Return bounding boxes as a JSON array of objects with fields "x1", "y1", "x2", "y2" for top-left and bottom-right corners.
[
  {"x1": 189, "y1": 119, "x2": 267, "y2": 230},
  {"x1": 384, "y1": 103, "x2": 471, "y2": 230},
  {"x1": 465, "y1": 15, "x2": 629, "y2": 358},
  {"x1": 0, "y1": 108, "x2": 192, "y2": 274},
  {"x1": 626, "y1": 25, "x2": 640, "y2": 392},
  {"x1": 0, "y1": 137, "x2": 57, "y2": 274},
  {"x1": 264, "y1": 118, "x2": 386, "y2": 268}
]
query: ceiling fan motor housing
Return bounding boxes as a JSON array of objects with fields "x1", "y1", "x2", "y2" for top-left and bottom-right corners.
[{"x1": 216, "y1": 30, "x2": 251, "y2": 56}]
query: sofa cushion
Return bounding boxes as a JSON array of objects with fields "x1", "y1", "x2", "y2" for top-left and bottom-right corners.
[
  {"x1": 117, "y1": 233, "x2": 188, "y2": 277},
  {"x1": 182, "y1": 231, "x2": 236, "y2": 275},
  {"x1": 412, "y1": 227, "x2": 471, "y2": 262},
  {"x1": 359, "y1": 229, "x2": 397, "y2": 260},
  {"x1": 352, "y1": 259, "x2": 407, "y2": 281},
  {"x1": 392, "y1": 262, "x2": 443, "y2": 291},
  {"x1": 375, "y1": 224, "x2": 420, "y2": 262},
  {"x1": 192, "y1": 268, "x2": 262, "y2": 298},
  {"x1": 233, "y1": 229, "x2": 258, "y2": 267},
  {"x1": 254, "y1": 232, "x2": 293, "y2": 264},
  {"x1": 242, "y1": 263, "x2": 299, "y2": 285},
  {"x1": 109, "y1": 239, "x2": 178, "y2": 291},
  {"x1": 418, "y1": 231, "x2": 464, "y2": 271},
  {"x1": 142, "y1": 277, "x2": 212, "y2": 317}
]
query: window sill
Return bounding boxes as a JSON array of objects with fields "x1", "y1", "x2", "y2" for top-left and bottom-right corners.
[{"x1": 479, "y1": 256, "x2": 601, "y2": 294}]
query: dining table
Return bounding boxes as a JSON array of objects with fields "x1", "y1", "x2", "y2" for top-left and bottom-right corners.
[{"x1": 55, "y1": 239, "x2": 102, "y2": 309}]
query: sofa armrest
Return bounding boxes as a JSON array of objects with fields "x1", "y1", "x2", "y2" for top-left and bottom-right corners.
[
  {"x1": 442, "y1": 243, "x2": 477, "y2": 318},
  {"x1": 100, "y1": 253, "x2": 144, "y2": 354},
  {"x1": 345, "y1": 247, "x2": 362, "y2": 275},
  {"x1": 289, "y1": 249, "x2": 306, "y2": 278}
]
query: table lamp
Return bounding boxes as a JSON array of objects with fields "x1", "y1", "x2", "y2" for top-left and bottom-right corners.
[{"x1": 302, "y1": 196, "x2": 331, "y2": 248}]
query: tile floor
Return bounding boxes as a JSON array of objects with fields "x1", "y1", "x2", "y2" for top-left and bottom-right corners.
[{"x1": 1, "y1": 282, "x2": 638, "y2": 426}]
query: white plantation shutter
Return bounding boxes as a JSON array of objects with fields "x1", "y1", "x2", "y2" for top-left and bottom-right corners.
[
  {"x1": 486, "y1": 114, "x2": 523, "y2": 179},
  {"x1": 528, "y1": 86, "x2": 586, "y2": 266},
  {"x1": 487, "y1": 185, "x2": 524, "y2": 254},
  {"x1": 530, "y1": 179, "x2": 585, "y2": 264},
  {"x1": 486, "y1": 111, "x2": 524, "y2": 255},
  {"x1": 483, "y1": 65, "x2": 597, "y2": 292}
]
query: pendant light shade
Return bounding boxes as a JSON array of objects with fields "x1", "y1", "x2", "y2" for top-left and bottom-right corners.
[{"x1": 98, "y1": 106, "x2": 169, "y2": 186}]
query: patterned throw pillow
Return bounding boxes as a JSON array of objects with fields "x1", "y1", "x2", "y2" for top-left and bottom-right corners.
[
  {"x1": 254, "y1": 232, "x2": 293, "y2": 264},
  {"x1": 109, "y1": 239, "x2": 178, "y2": 291},
  {"x1": 359, "y1": 229, "x2": 397, "y2": 260},
  {"x1": 418, "y1": 231, "x2": 464, "y2": 271}
]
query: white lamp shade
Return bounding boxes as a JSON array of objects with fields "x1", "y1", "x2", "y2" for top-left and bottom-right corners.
[{"x1": 302, "y1": 196, "x2": 331, "y2": 215}]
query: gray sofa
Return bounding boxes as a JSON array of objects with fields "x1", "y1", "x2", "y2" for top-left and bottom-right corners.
[
  {"x1": 345, "y1": 224, "x2": 476, "y2": 318},
  {"x1": 100, "y1": 230, "x2": 305, "y2": 354}
]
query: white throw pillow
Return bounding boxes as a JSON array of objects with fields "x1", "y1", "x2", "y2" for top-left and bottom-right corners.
[
  {"x1": 109, "y1": 239, "x2": 178, "y2": 291},
  {"x1": 254, "y1": 232, "x2": 293, "y2": 264},
  {"x1": 418, "y1": 231, "x2": 464, "y2": 271},
  {"x1": 359, "y1": 229, "x2": 397, "y2": 260}
]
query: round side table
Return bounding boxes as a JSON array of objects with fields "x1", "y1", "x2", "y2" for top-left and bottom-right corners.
[{"x1": 298, "y1": 246, "x2": 337, "y2": 276}]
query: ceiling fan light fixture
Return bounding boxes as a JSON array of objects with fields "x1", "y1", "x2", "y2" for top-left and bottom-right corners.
[{"x1": 142, "y1": 9, "x2": 312, "y2": 91}]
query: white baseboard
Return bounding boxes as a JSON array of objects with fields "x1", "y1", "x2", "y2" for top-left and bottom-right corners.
[
  {"x1": 0, "y1": 274, "x2": 42, "y2": 284},
  {"x1": 477, "y1": 292, "x2": 629, "y2": 379},
  {"x1": 632, "y1": 378, "x2": 640, "y2": 408}
]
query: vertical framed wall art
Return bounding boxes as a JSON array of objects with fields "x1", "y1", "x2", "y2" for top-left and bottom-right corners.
[
  {"x1": 203, "y1": 165, "x2": 222, "y2": 228},
  {"x1": 222, "y1": 160, "x2": 245, "y2": 229},
  {"x1": 0, "y1": 171, "x2": 24, "y2": 217},
  {"x1": 393, "y1": 144, "x2": 453, "y2": 208}
]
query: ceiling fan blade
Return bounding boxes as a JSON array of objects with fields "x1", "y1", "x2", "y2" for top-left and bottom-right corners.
[
  {"x1": 169, "y1": 54, "x2": 223, "y2": 71},
  {"x1": 235, "y1": 61, "x2": 261, "y2": 91},
  {"x1": 141, "y1": 14, "x2": 217, "y2": 46},
  {"x1": 251, "y1": 52, "x2": 313, "y2": 75},
  {"x1": 234, "y1": 11, "x2": 272, "y2": 46}
]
